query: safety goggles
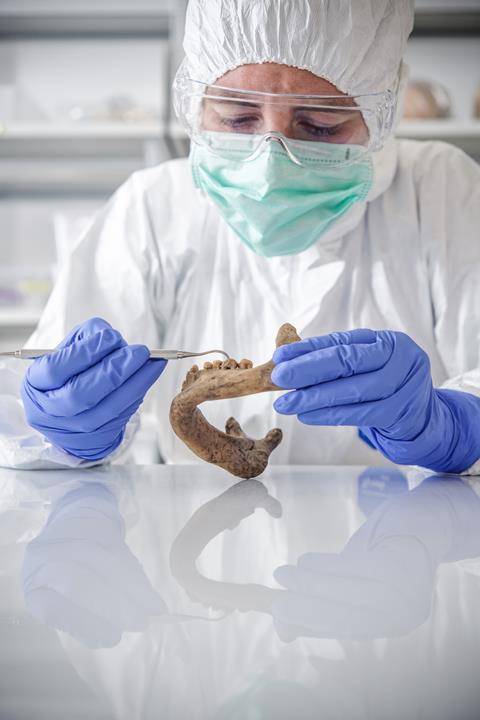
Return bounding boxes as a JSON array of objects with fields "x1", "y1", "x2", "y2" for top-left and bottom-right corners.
[{"x1": 173, "y1": 75, "x2": 398, "y2": 167}]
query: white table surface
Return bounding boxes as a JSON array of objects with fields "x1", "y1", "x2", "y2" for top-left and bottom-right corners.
[{"x1": 0, "y1": 463, "x2": 479, "y2": 720}]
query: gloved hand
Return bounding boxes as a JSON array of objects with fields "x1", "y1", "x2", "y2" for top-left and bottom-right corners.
[
  {"x1": 272, "y1": 328, "x2": 480, "y2": 473},
  {"x1": 21, "y1": 317, "x2": 167, "y2": 461}
]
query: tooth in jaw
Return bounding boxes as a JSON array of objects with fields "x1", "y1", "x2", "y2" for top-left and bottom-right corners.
[
  {"x1": 169, "y1": 323, "x2": 301, "y2": 479},
  {"x1": 221, "y1": 358, "x2": 239, "y2": 370}
]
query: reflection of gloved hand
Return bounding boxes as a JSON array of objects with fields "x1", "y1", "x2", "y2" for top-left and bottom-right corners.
[
  {"x1": 271, "y1": 476, "x2": 480, "y2": 642},
  {"x1": 272, "y1": 329, "x2": 480, "y2": 472},
  {"x1": 21, "y1": 318, "x2": 166, "y2": 461},
  {"x1": 21, "y1": 483, "x2": 166, "y2": 648}
]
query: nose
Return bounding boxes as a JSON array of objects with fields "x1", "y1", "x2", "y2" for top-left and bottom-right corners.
[
  {"x1": 262, "y1": 133, "x2": 303, "y2": 165},
  {"x1": 247, "y1": 131, "x2": 304, "y2": 166},
  {"x1": 262, "y1": 107, "x2": 296, "y2": 138}
]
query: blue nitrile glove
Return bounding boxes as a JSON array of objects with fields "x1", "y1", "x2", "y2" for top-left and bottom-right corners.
[
  {"x1": 21, "y1": 317, "x2": 167, "y2": 461},
  {"x1": 271, "y1": 329, "x2": 480, "y2": 473}
]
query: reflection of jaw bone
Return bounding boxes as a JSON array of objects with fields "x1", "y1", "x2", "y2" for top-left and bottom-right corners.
[
  {"x1": 169, "y1": 323, "x2": 301, "y2": 479},
  {"x1": 170, "y1": 480, "x2": 284, "y2": 614}
]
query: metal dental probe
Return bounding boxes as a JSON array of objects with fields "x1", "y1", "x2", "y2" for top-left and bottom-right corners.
[{"x1": 0, "y1": 348, "x2": 230, "y2": 361}]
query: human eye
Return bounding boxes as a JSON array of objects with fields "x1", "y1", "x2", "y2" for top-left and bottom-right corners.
[
  {"x1": 294, "y1": 110, "x2": 344, "y2": 139},
  {"x1": 295, "y1": 108, "x2": 368, "y2": 144},
  {"x1": 202, "y1": 99, "x2": 263, "y2": 133},
  {"x1": 297, "y1": 120, "x2": 341, "y2": 139},
  {"x1": 220, "y1": 114, "x2": 261, "y2": 131}
]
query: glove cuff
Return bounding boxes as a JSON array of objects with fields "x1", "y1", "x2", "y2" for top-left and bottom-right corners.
[{"x1": 362, "y1": 389, "x2": 480, "y2": 473}]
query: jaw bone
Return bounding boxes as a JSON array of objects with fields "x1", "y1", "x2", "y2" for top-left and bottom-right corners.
[{"x1": 169, "y1": 323, "x2": 301, "y2": 479}]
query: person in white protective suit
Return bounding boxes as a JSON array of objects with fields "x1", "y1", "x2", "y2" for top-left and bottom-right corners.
[{"x1": 1, "y1": 0, "x2": 480, "y2": 473}]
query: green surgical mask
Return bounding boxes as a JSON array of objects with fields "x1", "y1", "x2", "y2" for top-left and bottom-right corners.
[{"x1": 191, "y1": 132, "x2": 374, "y2": 257}]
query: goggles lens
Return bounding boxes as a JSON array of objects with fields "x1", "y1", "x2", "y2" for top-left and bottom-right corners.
[
  {"x1": 200, "y1": 90, "x2": 370, "y2": 146},
  {"x1": 199, "y1": 131, "x2": 367, "y2": 170},
  {"x1": 174, "y1": 76, "x2": 398, "y2": 162}
]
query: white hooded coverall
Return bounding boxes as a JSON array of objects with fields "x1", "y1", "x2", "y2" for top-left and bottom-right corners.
[{"x1": 1, "y1": 0, "x2": 480, "y2": 472}]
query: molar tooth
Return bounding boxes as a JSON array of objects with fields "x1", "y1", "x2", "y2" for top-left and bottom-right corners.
[
  {"x1": 212, "y1": 360, "x2": 223, "y2": 369},
  {"x1": 239, "y1": 359, "x2": 253, "y2": 369},
  {"x1": 222, "y1": 358, "x2": 239, "y2": 370},
  {"x1": 203, "y1": 361, "x2": 213, "y2": 370}
]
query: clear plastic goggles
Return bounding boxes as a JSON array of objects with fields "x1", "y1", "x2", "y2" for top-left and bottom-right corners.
[
  {"x1": 173, "y1": 74, "x2": 398, "y2": 166},
  {"x1": 194, "y1": 130, "x2": 370, "y2": 170}
]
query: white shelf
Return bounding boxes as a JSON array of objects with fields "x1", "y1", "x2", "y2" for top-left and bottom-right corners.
[
  {"x1": 0, "y1": 124, "x2": 176, "y2": 188},
  {"x1": 0, "y1": 1, "x2": 177, "y2": 38},
  {"x1": 0, "y1": 122, "x2": 166, "y2": 140},
  {"x1": 412, "y1": 9, "x2": 480, "y2": 36},
  {"x1": 397, "y1": 120, "x2": 480, "y2": 138},
  {"x1": 0, "y1": 308, "x2": 42, "y2": 328},
  {"x1": 0, "y1": 158, "x2": 144, "y2": 194},
  {"x1": 0, "y1": 0, "x2": 173, "y2": 13},
  {"x1": 396, "y1": 121, "x2": 480, "y2": 156}
]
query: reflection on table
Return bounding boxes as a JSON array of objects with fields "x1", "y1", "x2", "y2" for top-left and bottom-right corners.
[{"x1": 1, "y1": 463, "x2": 480, "y2": 719}]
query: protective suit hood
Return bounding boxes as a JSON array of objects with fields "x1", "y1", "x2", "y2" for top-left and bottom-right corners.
[{"x1": 178, "y1": 0, "x2": 414, "y2": 100}]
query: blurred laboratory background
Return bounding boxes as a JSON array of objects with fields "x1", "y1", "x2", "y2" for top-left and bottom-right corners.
[{"x1": 0, "y1": 0, "x2": 479, "y2": 351}]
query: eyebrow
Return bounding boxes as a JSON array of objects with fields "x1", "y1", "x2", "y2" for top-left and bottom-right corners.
[
  {"x1": 204, "y1": 98, "x2": 359, "y2": 118},
  {"x1": 205, "y1": 98, "x2": 262, "y2": 109}
]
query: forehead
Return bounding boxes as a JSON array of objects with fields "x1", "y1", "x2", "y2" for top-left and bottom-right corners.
[{"x1": 215, "y1": 63, "x2": 345, "y2": 97}]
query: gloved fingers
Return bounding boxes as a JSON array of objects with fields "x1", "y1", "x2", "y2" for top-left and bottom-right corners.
[
  {"x1": 75, "y1": 359, "x2": 166, "y2": 431},
  {"x1": 27, "y1": 327, "x2": 127, "y2": 391},
  {"x1": 56, "y1": 317, "x2": 116, "y2": 349},
  {"x1": 272, "y1": 328, "x2": 377, "y2": 364},
  {"x1": 295, "y1": 396, "x2": 395, "y2": 428},
  {"x1": 277, "y1": 375, "x2": 432, "y2": 441},
  {"x1": 272, "y1": 334, "x2": 395, "y2": 391},
  {"x1": 49, "y1": 427, "x2": 126, "y2": 461},
  {"x1": 274, "y1": 360, "x2": 404, "y2": 415},
  {"x1": 31, "y1": 345, "x2": 153, "y2": 416},
  {"x1": 24, "y1": 385, "x2": 140, "y2": 443},
  {"x1": 48, "y1": 359, "x2": 166, "y2": 434}
]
